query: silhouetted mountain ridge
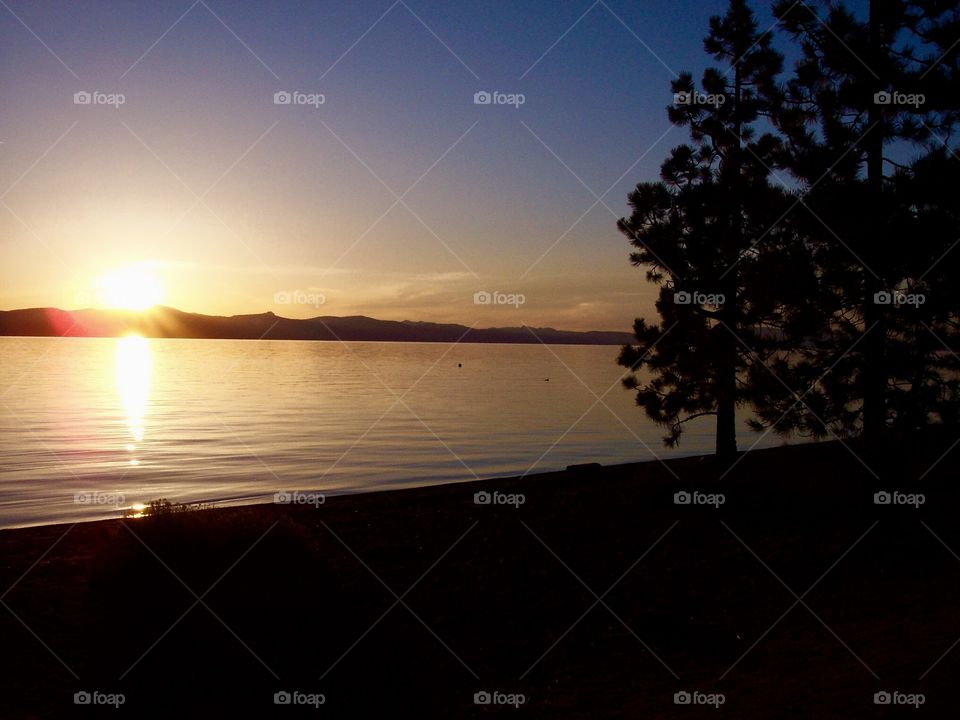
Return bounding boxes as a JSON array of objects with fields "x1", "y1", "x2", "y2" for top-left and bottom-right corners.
[{"x1": 0, "y1": 306, "x2": 634, "y2": 345}]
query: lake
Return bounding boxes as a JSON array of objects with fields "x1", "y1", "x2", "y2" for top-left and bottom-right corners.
[{"x1": 0, "y1": 337, "x2": 782, "y2": 528}]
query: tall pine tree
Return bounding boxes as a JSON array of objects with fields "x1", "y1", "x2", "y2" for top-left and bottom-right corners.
[
  {"x1": 617, "y1": 0, "x2": 799, "y2": 463},
  {"x1": 752, "y1": 0, "x2": 960, "y2": 455}
]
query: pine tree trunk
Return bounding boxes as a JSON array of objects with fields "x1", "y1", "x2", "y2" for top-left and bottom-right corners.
[
  {"x1": 863, "y1": 0, "x2": 887, "y2": 461},
  {"x1": 716, "y1": 276, "x2": 739, "y2": 464},
  {"x1": 715, "y1": 61, "x2": 743, "y2": 467},
  {"x1": 716, "y1": 384, "x2": 738, "y2": 462}
]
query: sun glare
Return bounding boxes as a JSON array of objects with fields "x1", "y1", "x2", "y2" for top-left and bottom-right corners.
[{"x1": 95, "y1": 265, "x2": 164, "y2": 310}]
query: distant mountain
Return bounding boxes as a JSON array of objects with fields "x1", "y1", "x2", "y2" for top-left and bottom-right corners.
[{"x1": 0, "y1": 307, "x2": 635, "y2": 345}]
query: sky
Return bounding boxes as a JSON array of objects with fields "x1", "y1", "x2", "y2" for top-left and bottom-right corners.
[{"x1": 1, "y1": 0, "x2": 790, "y2": 331}]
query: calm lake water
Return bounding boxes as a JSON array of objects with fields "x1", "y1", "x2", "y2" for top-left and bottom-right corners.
[{"x1": 0, "y1": 337, "x2": 782, "y2": 528}]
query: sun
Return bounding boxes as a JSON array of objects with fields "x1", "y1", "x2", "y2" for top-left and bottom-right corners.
[{"x1": 95, "y1": 265, "x2": 164, "y2": 310}]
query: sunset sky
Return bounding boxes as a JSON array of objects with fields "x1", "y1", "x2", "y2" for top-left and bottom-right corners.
[{"x1": 0, "y1": 0, "x2": 788, "y2": 330}]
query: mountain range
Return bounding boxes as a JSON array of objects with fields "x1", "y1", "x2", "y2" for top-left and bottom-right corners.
[{"x1": 0, "y1": 307, "x2": 635, "y2": 345}]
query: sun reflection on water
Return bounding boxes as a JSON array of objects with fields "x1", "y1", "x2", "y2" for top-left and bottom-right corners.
[{"x1": 115, "y1": 335, "x2": 151, "y2": 461}]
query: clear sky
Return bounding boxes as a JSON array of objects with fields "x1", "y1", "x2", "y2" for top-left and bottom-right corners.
[{"x1": 1, "y1": 0, "x2": 787, "y2": 331}]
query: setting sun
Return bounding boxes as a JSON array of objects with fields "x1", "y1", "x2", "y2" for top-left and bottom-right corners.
[{"x1": 95, "y1": 266, "x2": 164, "y2": 311}]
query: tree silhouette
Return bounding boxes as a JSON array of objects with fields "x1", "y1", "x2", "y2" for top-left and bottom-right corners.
[
  {"x1": 750, "y1": 0, "x2": 960, "y2": 454},
  {"x1": 617, "y1": 0, "x2": 798, "y2": 463}
]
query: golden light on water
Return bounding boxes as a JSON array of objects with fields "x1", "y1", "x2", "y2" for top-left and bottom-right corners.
[{"x1": 115, "y1": 335, "x2": 151, "y2": 456}]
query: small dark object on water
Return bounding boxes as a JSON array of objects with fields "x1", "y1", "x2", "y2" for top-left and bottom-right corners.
[
  {"x1": 458, "y1": 363, "x2": 462, "y2": 367},
  {"x1": 544, "y1": 378, "x2": 549, "y2": 381},
  {"x1": 567, "y1": 462, "x2": 602, "y2": 472}
]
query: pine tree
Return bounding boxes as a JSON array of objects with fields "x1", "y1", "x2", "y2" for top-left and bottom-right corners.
[
  {"x1": 617, "y1": 0, "x2": 797, "y2": 463},
  {"x1": 754, "y1": 0, "x2": 960, "y2": 454}
]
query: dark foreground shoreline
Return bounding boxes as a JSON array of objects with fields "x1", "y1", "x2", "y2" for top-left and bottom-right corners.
[{"x1": 2, "y1": 438, "x2": 959, "y2": 718}]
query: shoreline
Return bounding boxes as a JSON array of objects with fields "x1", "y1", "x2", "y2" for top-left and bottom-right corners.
[
  {"x1": 0, "y1": 445, "x2": 757, "y2": 532},
  {"x1": 0, "y1": 444, "x2": 784, "y2": 533}
]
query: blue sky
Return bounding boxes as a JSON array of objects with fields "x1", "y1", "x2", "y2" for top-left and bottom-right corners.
[{"x1": 0, "y1": 0, "x2": 831, "y2": 330}]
